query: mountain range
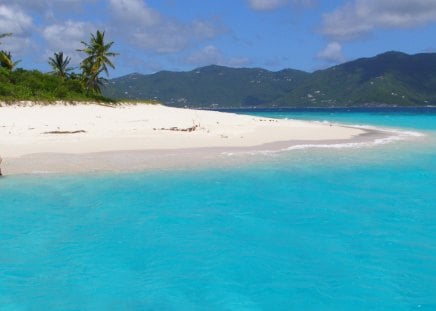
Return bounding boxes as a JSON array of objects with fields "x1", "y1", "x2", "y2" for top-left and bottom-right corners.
[{"x1": 103, "y1": 51, "x2": 436, "y2": 108}]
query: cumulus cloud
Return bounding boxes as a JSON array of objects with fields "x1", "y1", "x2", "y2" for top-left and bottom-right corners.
[
  {"x1": 186, "y1": 45, "x2": 222, "y2": 65},
  {"x1": 247, "y1": 0, "x2": 288, "y2": 11},
  {"x1": 247, "y1": 0, "x2": 316, "y2": 11},
  {"x1": 0, "y1": 5, "x2": 32, "y2": 35},
  {"x1": 316, "y1": 42, "x2": 345, "y2": 63},
  {"x1": 42, "y1": 20, "x2": 96, "y2": 64},
  {"x1": 0, "y1": 4, "x2": 33, "y2": 54},
  {"x1": 0, "y1": 0, "x2": 92, "y2": 12},
  {"x1": 186, "y1": 45, "x2": 251, "y2": 67},
  {"x1": 322, "y1": 0, "x2": 436, "y2": 41},
  {"x1": 108, "y1": 0, "x2": 159, "y2": 26},
  {"x1": 108, "y1": 0, "x2": 223, "y2": 53}
]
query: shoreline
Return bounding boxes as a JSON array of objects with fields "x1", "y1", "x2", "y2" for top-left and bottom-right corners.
[
  {"x1": 2, "y1": 127, "x2": 395, "y2": 176},
  {"x1": 0, "y1": 103, "x2": 407, "y2": 175}
]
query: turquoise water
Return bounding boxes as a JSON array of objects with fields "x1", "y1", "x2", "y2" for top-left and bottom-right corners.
[{"x1": 1, "y1": 109, "x2": 436, "y2": 310}]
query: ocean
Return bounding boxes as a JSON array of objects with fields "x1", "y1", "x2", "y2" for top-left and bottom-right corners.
[{"x1": 1, "y1": 108, "x2": 435, "y2": 310}]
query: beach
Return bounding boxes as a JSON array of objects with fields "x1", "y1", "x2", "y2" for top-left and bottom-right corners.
[
  {"x1": 0, "y1": 103, "x2": 383, "y2": 174},
  {"x1": 1, "y1": 107, "x2": 435, "y2": 310}
]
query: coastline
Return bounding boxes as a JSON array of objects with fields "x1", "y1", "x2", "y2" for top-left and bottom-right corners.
[{"x1": 0, "y1": 103, "x2": 401, "y2": 175}]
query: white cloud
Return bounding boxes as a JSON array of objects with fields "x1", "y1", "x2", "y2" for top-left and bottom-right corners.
[
  {"x1": 42, "y1": 20, "x2": 96, "y2": 64},
  {"x1": 0, "y1": 5, "x2": 32, "y2": 35},
  {"x1": 322, "y1": 0, "x2": 436, "y2": 41},
  {"x1": 108, "y1": 0, "x2": 223, "y2": 53},
  {"x1": 247, "y1": 0, "x2": 288, "y2": 11},
  {"x1": 226, "y1": 57, "x2": 252, "y2": 67},
  {"x1": 186, "y1": 45, "x2": 250, "y2": 67},
  {"x1": 316, "y1": 42, "x2": 345, "y2": 63},
  {"x1": 131, "y1": 20, "x2": 221, "y2": 53},
  {"x1": 0, "y1": 0, "x2": 91, "y2": 12},
  {"x1": 108, "y1": 0, "x2": 159, "y2": 26},
  {"x1": 186, "y1": 45, "x2": 223, "y2": 65},
  {"x1": 246, "y1": 0, "x2": 315, "y2": 11},
  {"x1": 0, "y1": 4, "x2": 33, "y2": 54}
]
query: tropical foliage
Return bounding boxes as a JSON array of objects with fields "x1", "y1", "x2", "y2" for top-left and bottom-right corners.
[
  {"x1": 48, "y1": 52, "x2": 73, "y2": 80},
  {"x1": 0, "y1": 51, "x2": 20, "y2": 71},
  {"x1": 0, "y1": 68, "x2": 110, "y2": 101},
  {"x1": 104, "y1": 52, "x2": 436, "y2": 107},
  {"x1": 0, "y1": 31, "x2": 117, "y2": 102},
  {"x1": 78, "y1": 30, "x2": 118, "y2": 94}
]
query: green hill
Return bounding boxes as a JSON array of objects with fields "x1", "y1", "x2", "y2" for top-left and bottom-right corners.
[
  {"x1": 280, "y1": 51, "x2": 436, "y2": 107},
  {"x1": 103, "y1": 51, "x2": 436, "y2": 108},
  {"x1": 103, "y1": 66, "x2": 309, "y2": 107}
]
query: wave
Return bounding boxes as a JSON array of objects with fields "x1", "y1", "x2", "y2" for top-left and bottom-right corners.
[
  {"x1": 282, "y1": 122, "x2": 425, "y2": 151},
  {"x1": 222, "y1": 123, "x2": 425, "y2": 156},
  {"x1": 286, "y1": 123, "x2": 424, "y2": 151}
]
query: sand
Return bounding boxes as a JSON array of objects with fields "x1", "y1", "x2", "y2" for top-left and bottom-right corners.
[{"x1": 0, "y1": 103, "x2": 382, "y2": 175}]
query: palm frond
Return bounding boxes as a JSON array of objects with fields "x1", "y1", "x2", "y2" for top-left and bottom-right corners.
[
  {"x1": 77, "y1": 30, "x2": 118, "y2": 94},
  {"x1": 48, "y1": 52, "x2": 73, "y2": 79},
  {"x1": 0, "y1": 50, "x2": 19, "y2": 71}
]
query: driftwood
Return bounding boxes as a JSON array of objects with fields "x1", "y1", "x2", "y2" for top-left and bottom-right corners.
[
  {"x1": 44, "y1": 130, "x2": 87, "y2": 134},
  {"x1": 153, "y1": 124, "x2": 199, "y2": 132}
]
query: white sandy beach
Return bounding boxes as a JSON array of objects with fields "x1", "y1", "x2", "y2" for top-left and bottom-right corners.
[{"x1": 0, "y1": 103, "x2": 375, "y2": 174}]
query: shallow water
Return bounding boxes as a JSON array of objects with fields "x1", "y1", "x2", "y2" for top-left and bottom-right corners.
[{"x1": 1, "y1": 109, "x2": 435, "y2": 310}]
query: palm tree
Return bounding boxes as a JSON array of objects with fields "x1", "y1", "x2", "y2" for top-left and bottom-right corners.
[
  {"x1": 0, "y1": 34, "x2": 19, "y2": 71},
  {"x1": 48, "y1": 52, "x2": 73, "y2": 80},
  {"x1": 78, "y1": 30, "x2": 118, "y2": 94},
  {"x1": 0, "y1": 51, "x2": 20, "y2": 71},
  {"x1": 81, "y1": 61, "x2": 105, "y2": 94}
]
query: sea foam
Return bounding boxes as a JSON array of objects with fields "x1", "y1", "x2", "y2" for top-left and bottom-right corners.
[{"x1": 222, "y1": 123, "x2": 425, "y2": 156}]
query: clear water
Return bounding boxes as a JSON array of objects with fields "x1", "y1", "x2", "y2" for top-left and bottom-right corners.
[{"x1": 1, "y1": 109, "x2": 436, "y2": 310}]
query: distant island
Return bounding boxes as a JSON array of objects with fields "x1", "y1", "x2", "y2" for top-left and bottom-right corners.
[{"x1": 103, "y1": 51, "x2": 436, "y2": 108}]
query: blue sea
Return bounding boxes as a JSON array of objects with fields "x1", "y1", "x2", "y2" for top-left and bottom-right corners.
[{"x1": 1, "y1": 108, "x2": 435, "y2": 310}]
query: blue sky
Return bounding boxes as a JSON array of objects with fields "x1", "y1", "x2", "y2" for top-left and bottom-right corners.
[{"x1": 1, "y1": 0, "x2": 436, "y2": 77}]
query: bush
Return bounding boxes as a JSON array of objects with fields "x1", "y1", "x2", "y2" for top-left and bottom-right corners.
[{"x1": 0, "y1": 69, "x2": 113, "y2": 102}]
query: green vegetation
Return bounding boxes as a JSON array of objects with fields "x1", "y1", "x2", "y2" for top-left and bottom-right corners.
[
  {"x1": 278, "y1": 52, "x2": 436, "y2": 107},
  {"x1": 0, "y1": 31, "x2": 117, "y2": 103},
  {"x1": 104, "y1": 51, "x2": 436, "y2": 108},
  {"x1": 103, "y1": 66, "x2": 309, "y2": 107},
  {"x1": 0, "y1": 51, "x2": 20, "y2": 71},
  {"x1": 78, "y1": 30, "x2": 118, "y2": 95},
  {"x1": 0, "y1": 68, "x2": 109, "y2": 101},
  {"x1": 2, "y1": 27, "x2": 435, "y2": 108},
  {"x1": 0, "y1": 33, "x2": 17, "y2": 72},
  {"x1": 48, "y1": 52, "x2": 73, "y2": 80}
]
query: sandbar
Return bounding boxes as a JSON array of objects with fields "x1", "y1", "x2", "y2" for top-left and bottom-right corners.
[{"x1": 0, "y1": 102, "x2": 388, "y2": 175}]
